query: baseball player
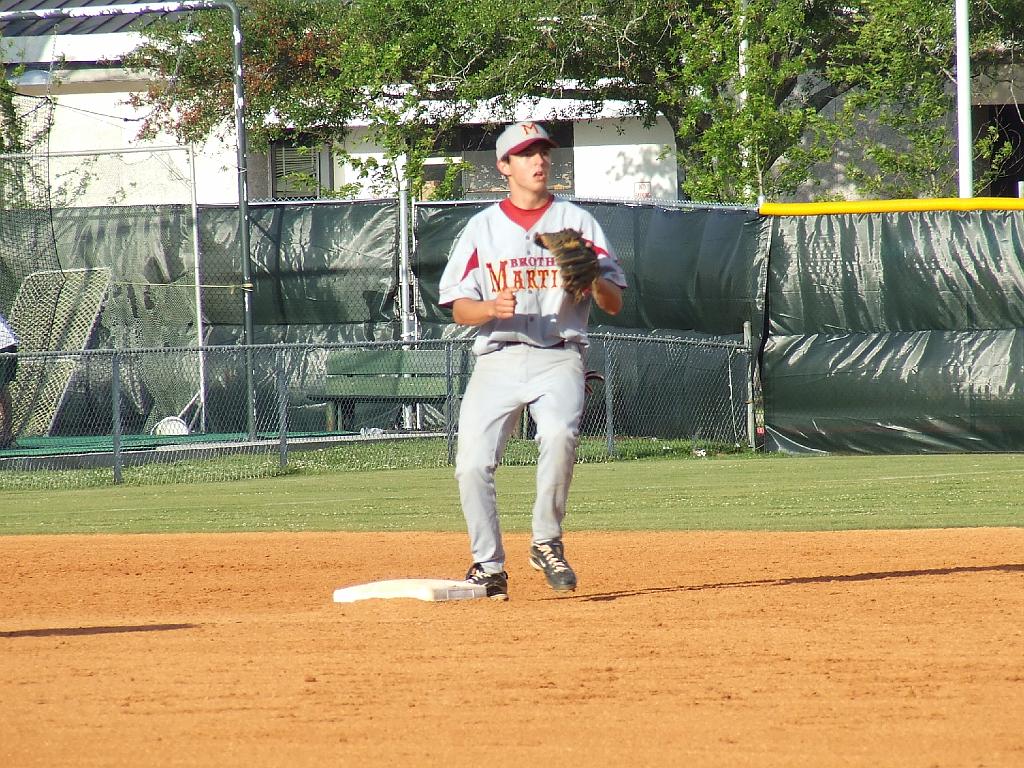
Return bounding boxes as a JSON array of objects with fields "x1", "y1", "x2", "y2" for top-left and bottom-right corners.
[
  {"x1": 438, "y1": 121, "x2": 627, "y2": 600},
  {"x1": 0, "y1": 312, "x2": 18, "y2": 449}
]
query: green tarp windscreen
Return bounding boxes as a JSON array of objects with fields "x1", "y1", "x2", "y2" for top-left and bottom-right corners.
[{"x1": 763, "y1": 210, "x2": 1024, "y2": 453}]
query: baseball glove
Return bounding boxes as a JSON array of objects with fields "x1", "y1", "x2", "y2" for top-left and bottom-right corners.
[{"x1": 534, "y1": 228, "x2": 600, "y2": 302}]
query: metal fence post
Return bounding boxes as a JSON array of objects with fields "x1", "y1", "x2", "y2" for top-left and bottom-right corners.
[
  {"x1": 399, "y1": 188, "x2": 417, "y2": 430},
  {"x1": 111, "y1": 351, "x2": 123, "y2": 484},
  {"x1": 188, "y1": 146, "x2": 208, "y2": 433},
  {"x1": 744, "y1": 321, "x2": 756, "y2": 449},
  {"x1": 726, "y1": 347, "x2": 740, "y2": 446},
  {"x1": 276, "y1": 361, "x2": 288, "y2": 470},
  {"x1": 445, "y1": 341, "x2": 456, "y2": 465},
  {"x1": 399, "y1": 188, "x2": 416, "y2": 343},
  {"x1": 604, "y1": 340, "x2": 616, "y2": 457}
]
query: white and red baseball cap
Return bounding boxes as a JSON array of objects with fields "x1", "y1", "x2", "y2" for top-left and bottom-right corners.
[{"x1": 495, "y1": 122, "x2": 557, "y2": 160}]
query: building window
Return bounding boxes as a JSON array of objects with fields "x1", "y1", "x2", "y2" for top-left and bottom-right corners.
[
  {"x1": 982, "y1": 104, "x2": 1024, "y2": 198},
  {"x1": 419, "y1": 157, "x2": 465, "y2": 201},
  {"x1": 270, "y1": 140, "x2": 333, "y2": 200},
  {"x1": 270, "y1": 122, "x2": 574, "y2": 200}
]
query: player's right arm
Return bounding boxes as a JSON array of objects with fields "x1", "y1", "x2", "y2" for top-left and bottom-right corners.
[{"x1": 452, "y1": 289, "x2": 517, "y2": 326}]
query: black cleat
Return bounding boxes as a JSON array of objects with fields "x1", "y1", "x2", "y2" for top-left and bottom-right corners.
[
  {"x1": 465, "y1": 563, "x2": 509, "y2": 600},
  {"x1": 529, "y1": 539, "x2": 577, "y2": 592}
]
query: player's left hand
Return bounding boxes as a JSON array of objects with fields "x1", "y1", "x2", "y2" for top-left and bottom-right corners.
[{"x1": 534, "y1": 229, "x2": 601, "y2": 303}]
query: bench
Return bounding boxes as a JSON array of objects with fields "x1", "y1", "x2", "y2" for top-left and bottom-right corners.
[{"x1": 314, "y1": 347, "x2": 470, "y2": 432}]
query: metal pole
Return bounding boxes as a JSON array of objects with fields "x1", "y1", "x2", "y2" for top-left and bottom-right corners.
[
  {"x1": 726, "y1": 346, "x2": 739, "y2": 445},
  {"x1": 276, "y1": 361, "x2": 288, "y2": 470},
  {"x1": 225, "y1": 0, "x2": 258, "y2": 440},
  {"x1": 604, "y1": 342, "x2": 616, "y2": 457},
  {"x1": 445, "y1": 342, "x2": 455, "y2": 465},
  {"x1": 738, "y1": 0, "x2": 751, "y2": 200},
  {"x1": 398, "y1": 185, "x2": 416, "y2": 429},
  {"x1": 737, "y1": 0, "x2": 764, "y2": 203},
  {"x1": 188, "y1": 145, "x2": 208, "y2": 432},
  {"x1": 955, "y1": 0, "x2": 973, "y2": 197},
  {"x1": 224, "y1": 0, "x2": 250, "y2": 246},
  {"x1": 398, "y1": 187, "x2": 415, "y2": 343},
  {"x1": 744, "y1": 321, "x2": 756, "y2": 449},
  {"x1": 111, "y1": 352, "x2": 123, "y2": 484}
]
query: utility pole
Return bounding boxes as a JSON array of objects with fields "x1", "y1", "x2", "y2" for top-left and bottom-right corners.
[{"x1": 955, "y1": 0, "x2": 973, "y2": 197}]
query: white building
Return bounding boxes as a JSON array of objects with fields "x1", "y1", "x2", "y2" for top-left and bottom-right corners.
[{"x1": 1, "y1": 0, "x2": 678, "y2": 205}]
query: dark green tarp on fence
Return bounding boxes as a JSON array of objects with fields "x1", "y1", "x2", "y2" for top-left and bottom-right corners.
[
  {"x1": 14, "y1": 196, "x2": 1024, "y2": 454},
  {"x1": 199, "y1": 201, "x2": 402, "y2": 431},
  {"x1": 413, "y1": 199, "x2": 762, "y2": 336},
  {"x1": 200, "y1": 201, "x2": 399, "y2": 334},
  {"x1": 413, "y1": 200, "x2": 759, "y2": 441},
  {"x1": 764, "y1": 210, "x2": 1024, "y2": 453}
]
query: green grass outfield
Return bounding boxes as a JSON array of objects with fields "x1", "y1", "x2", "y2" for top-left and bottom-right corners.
[{"x1": 1, "y1": 451, "x2": 1022, "y2": 535}]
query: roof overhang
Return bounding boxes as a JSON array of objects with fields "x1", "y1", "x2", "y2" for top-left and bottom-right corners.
[{"x1": 7, "y1": 66, "x2": 154, "y2": 94}]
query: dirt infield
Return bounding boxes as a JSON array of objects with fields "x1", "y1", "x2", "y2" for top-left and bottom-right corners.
[{"x1": 1, "y1": 528, "x2": 1022, "y2": 767}]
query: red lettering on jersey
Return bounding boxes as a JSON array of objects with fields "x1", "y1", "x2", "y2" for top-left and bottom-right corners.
[
  {"x1": 512, "y1": 271, "x2": 525, "y2": 290},
  {"x1": 486, "y1": 260, "x2": 508, "y2": 291},
  {"x1": 526, "y1": 270, "x2": 539, "y2": 290}
]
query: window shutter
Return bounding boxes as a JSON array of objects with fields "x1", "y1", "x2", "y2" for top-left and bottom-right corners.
[{"x1": 271, "y1": 145, "x2": 319, "y2": 199}]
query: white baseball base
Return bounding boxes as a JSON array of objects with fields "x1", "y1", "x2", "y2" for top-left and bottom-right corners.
[{"x1": 332, "y1": 578, "x2": 487, "y2": 603}]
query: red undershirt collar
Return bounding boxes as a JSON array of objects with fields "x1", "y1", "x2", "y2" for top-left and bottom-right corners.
[{"x1": 500, "y1": 195, "x2": 554, "y2": 231}]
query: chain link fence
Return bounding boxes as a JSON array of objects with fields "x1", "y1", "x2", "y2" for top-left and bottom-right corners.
[
  {"x1": 0, "y1": 333, "x2": 752, "y2": 487},
  {"x1": 1, "y1": 143, "x2": 760, "y2": 488}
]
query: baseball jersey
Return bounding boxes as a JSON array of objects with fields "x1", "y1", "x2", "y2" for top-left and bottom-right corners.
[{"x1": 439, "y1": 197, "x2": 627, "y2": 355}]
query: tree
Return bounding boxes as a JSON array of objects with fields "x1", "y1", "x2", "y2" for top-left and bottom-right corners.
[
  {"x1": 824, "y1": 0, "x2": 1024, "y2": 198},
  {"x1": 126, "y1": 0, "x2": 1024, "y2": 202},
  {"x1": 0, "y1": 71, "x2": 58, "y2": 212},
  {"x1": 0, "y1": 78, "x2": 25, "y2": 156},
  {"x1": 126, "y1": 0, "x2": 485, "y2": 199}
]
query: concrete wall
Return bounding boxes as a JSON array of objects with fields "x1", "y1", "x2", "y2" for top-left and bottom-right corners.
[
  {"x1": 572, "y1": 118, "x2": 677, "y2": 200},
  {"x1": 9, "y1": 91, "x2": 245, "y2": 206}
]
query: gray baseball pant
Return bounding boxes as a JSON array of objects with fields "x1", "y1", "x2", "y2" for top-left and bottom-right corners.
[{"x1": 455, "y1": 343, "x2": 585, "y2": 573}]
